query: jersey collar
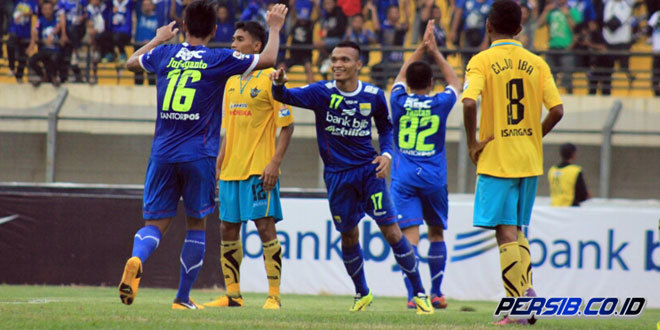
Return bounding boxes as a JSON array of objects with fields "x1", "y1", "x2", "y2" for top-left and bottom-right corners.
[
  {"x1": 489, "y1": 39, "x2": 522, "y2": 48},
  {"x1": 332, "y1": 80, "x2": 363, "y2": 97}
]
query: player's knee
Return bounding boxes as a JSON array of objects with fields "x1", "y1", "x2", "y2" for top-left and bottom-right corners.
[
  {"x1": 380, "y1": 224, "x2": 403, "y2": 245},
  {"x1": 427, "y1": 226, "x2": 444, "y2": 241},
  {"x1": 340, "y1": 226, "x2": 360, "y2": 247},
  {"x1": 495, "y1": 226, "x2": 518, "y2": 245},
  {"x1": 255, "y1": 217, "x2": 277, "y2": 241},
  {"x1": 220, "y1": 221, "x2": 241, "y2": 241}
]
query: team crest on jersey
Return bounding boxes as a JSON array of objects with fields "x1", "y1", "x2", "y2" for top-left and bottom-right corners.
[
  {"x1": 359, "y1": 103, "x2": 371, "y2": 116},
  {"x1": 250, "y1": 87, "x2": 261, "y2": 98},
  {"x1": 278, "y1": 106, "x2": 290, "y2": 118},
  {"x1": 175, "y1": 47, "x2": 205, "y2": 61}
]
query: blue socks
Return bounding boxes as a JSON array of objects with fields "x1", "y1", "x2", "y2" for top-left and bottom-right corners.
[
  {"x1": 132, "y1": 225, "x2": 162, "y2": 263},
  {"x1": 392, "y1": 236, "x2": 424, "y2": 295},
  {"x1": 341, "y1": 243, "x2": 370, "y2": 296},
  {"x1": 429, "y1": 241, "x2": 447, "y2": 297},
  {"x1": 176, "y1": 230, "x2": 206, "y2": 302},
  {"x1": 402, "y1": 245, "x2": 419, "y2": 301}
]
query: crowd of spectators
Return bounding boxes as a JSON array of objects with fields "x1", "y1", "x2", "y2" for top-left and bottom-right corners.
[{"x1": 0, "y1": 0, "x2": 658, "y2": 94}]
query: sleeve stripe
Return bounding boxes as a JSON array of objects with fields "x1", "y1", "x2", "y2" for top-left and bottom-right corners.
[
  {"x1": 242, "y1": 54, "x2": 259, "y2": 79},
  {"x1": 392, "y1": 82, "x2": 407, "y2": 91},
  {"x1": 138, "y1": 54, "x2": 151, "y2": 73},
  {"x1": 446, "y1": 85, "x2": 458, "y2": 98}
]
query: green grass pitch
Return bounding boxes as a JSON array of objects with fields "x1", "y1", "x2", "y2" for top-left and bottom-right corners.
[{"x1": 0, "y1": 285, "x2": 658, "y2": 329}]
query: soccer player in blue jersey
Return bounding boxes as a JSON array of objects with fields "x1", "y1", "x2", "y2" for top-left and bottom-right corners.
[
  {"x1": 390, "y1": 21, "x2": 460, "y2": 310},
  {"x1": 271, "y1": 41, "x2": 434, "y2": 315},
  {"x1": 118, "y1": 0, "x2": 288, "y2": 309}
]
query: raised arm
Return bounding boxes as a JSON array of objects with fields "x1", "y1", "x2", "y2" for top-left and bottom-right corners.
[
  {"x1": 254, "y1": 4, "x2": 288, "y2": 70},
  {"x1": 126, "y1": 21, "x2": 178, "y2": 72},
  {"x1": 393, "y1": 27, "x2": 428, "y2": 84},
  {"x1": 270, "y1": 68, "x2": 318, "y2": 110},
  {"x1": 424, "y1": 21, "x2": 460, "y2": 91}
]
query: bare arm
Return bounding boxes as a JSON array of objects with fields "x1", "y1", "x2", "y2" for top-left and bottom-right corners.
[
  {"x1": 254, "y1": 4, "x2": 288, "y2": 70},
  {"x1": 463, "y1": 98, "x2": 493, "y2": 165},
  {"x1": 126, "y1": 21, "x2": 178, "y2": 72},
  {"x1": 424, "y1": 20, "x2": 461, "y2": 91},
  {"x1": 261, "y1": 124, "x2": 295, "y2": 191},
  {"x1": 542, "y1": 104, "x2": 564, "y2": 137}
]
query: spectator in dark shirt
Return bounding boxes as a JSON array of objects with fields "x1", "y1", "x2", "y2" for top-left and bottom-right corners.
[
  {"x1": 134, "y1": 0, "x2": 157, "y2": 85},
  {"x1": 282, "y1": 0, "x2": 315, "y2": 83},
  {"x1": 345, "y1": 13, "x2": 377, "y2": 65},
  {"x1": 315, "y1": 0, "x2": 347, "y2": 74},
  {"x1": 56, "y1": 0, "x2": 86, "y2": 82},
  {"x1": 370, "y1": 3, "x2": 408, "y2": 89},
  {"x1": 6, "y1": 0, "x2": 38, "y2": 82},
  {"x1": 29, "y1": 0, "x2": 64, "y2": 87},
  {"x1": 548, "y1": 143, "x2": 591, "y2": 207},
  {"x1": 213, "y1": 3, "x2": 234, "y2": 44},
  {"x1": 112, "y1": 0, "x2": 135, "y2": 64},
  {"x1": 0, "y1": 0, "x2": 15, "y2": 61}
]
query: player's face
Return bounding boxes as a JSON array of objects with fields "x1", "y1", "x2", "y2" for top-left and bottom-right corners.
[
  {"x1": 42, "y1": 3, "x2": 54, "y2": 18},
  {"x1": 330, "y1": 47, "x2": 362, "y2": 82},
  {"x1": 231, "y1": 29, "x2": 261, "y2": 55}
]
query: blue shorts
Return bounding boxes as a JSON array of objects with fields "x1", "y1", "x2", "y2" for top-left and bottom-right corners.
[
  {"x1": 324, "y1": 163, "x2": 397, "y2": 233},
  {"x1": 391, "y1": 179, "x2": 448, "y2": 230},
  {"x1": 142, "y1": 157, "x2": 216, "y2": 220},
  {"x1": 218, "y1": 175, "x2": 283, "y2": 223},
  {"x1": 473, "y1": 175, "x2": 538, "y2": 228}
]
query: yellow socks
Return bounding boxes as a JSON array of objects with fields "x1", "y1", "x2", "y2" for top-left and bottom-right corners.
[
  {"x1": 262, "y1": 239, "x2": 282, "y2": 297},
  {"x1": 499, "y1": 241, "x2": 524, "y2": 297},
  {"x1": 517, "y1": 231, "x2": 533, "y2": 293},
  {"x1": 221, "y1": 240, "x2": 243, "y2": 297}
]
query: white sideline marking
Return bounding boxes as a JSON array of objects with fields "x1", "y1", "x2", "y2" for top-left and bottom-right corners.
[{"x1": 0, "y1": 214, "x2": 19, "y2": 225}]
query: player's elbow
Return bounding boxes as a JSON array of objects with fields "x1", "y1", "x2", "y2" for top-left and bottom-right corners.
[{"x1": 125, "y1": 59, "x2": 142, "y2": 73}]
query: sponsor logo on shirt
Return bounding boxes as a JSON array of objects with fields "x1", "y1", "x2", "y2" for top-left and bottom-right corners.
[
  {"x1": 232, "y1": 51, "x2": 247, "y2": 60},
  {"x1": 160, "y1": 112, "x2": 200, "y2": 120},
  {"x1": 176, "y1": 47, "x2": 205, "y2": 61},
  {"x1": 342, "y1": 108, "x2": 356, "y2": 116}
]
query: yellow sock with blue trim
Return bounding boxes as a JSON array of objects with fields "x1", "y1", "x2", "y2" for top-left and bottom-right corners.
[
  {"x1": 221, "y1": 240, "x2": 242, "y2": 297},
  {"x1": 262, "y1": 239, "x2": 282, "y2": 297},
  {"x1": 499, "y1": 241, "x2": 524, "y2": 297},
  {"x1": 517, "y1": 231, "x2": 533, "y2": 293}
]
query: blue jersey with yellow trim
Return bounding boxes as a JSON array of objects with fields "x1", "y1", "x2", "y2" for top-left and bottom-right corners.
[
  {"x1": 139, "y1": 43, "x2": 258, "y2": 162},
  {"x1": 272, "y1": 80, "x2": 393, "y2": 172},
  {"x1": 390, "y1": 82, "x2": 457, "y2": 186}
]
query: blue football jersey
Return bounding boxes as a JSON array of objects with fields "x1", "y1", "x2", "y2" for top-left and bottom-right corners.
[
  {"x1": 272, "y1": 80, "x2": 393, "y2": 172},
  {"x1": 140, "y1": 43, "x2": 258, "y2": 162},
  {"x1": 390, "y1": 82, "x2": 457, "y2": 186}
]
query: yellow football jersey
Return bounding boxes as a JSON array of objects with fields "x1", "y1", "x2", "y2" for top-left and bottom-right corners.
[
  {"x1": 462, "y1": 39, "x2": 562, "y2": 178},
  {"x1": 220, "y1": 68, "x2": 294, "y2": 180}
]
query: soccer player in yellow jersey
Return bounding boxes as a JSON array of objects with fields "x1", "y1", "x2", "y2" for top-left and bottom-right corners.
[
  {"x1": 204, "y1": 21, "x2": 294, "y2": 310},
  {"x1": 461, "y1": 0, "x2": 564, "y2": 325}
]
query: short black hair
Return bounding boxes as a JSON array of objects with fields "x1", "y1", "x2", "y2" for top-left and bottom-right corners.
[
  {"x1": 560, "y1": 143, "x2": 577, "y2": 162},
  {"x1": 184, "y1": 0, "x2": 216, "y2": 39},
  {"x1": 334, "y1": 40, "x2": 361, "y2": 60},
  {"x1": 406, "y1": 61, "x2": 433, "y2": 90},
  {"x1": 487, "y1": 0, "x2": 522, "y2": 36},
  {"x1": 235, "y1": 21, "x2": 266, "y2": 52}
]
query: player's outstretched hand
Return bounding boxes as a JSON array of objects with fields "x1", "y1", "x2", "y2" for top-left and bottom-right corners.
[
  {"x1": 266, "y1": 3, "x2": 288, "y2": 31},
  {"x1": 372, "y1": 155, "x2": 391, "y2": 179},
  {"x1": 155, "y1": 21, "x2": 178, "y2": 43},
  {"x1": 260, "y1": 161, "x2": 279, "y2": 191},
  {"x1": 270, "y1": 68, "x2": 288, "y2": 85},
  {"x1": 468, "y1": 136, "x2": 494, "y2": 166}
]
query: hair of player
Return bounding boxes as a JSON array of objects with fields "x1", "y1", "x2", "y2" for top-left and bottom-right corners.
[
  {"x1": 406, "y1": 61, "x2": 433, "y2": 90},
  {"x1": 487, "y1": 0, "x2": 522, "y2": 36},
  {"x1": 41, "y1": 0, "x2": 53, "y2": 7},
  {"x1": 560, "y1": 143, "x2": 577, "y2": 162},
  {"x1": 334, "y1": 40, "x2": 361, "y2": 60},
  {"x1": 184, "y1": 0, "x2": 217, "y2": 39},
  {"x1": 235, "y1": 21, "x2": 267, "y2": 52}
]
